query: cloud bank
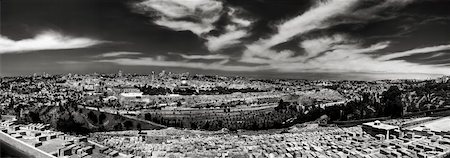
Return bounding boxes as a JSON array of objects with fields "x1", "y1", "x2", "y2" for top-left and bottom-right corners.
[{"x1": 0, "y1": 31, "x2": 102, "y2": 54}]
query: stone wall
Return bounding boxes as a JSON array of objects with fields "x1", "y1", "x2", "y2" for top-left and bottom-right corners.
[{"x1": 0, "y1": 130, "x2": 55, "y2": 158}]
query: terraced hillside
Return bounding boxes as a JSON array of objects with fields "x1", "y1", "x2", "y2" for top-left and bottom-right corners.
[{"x1": 18, "y1": 103, "x2": 165, "y2": 134}]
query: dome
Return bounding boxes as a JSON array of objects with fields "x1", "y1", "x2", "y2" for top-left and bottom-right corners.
[
  {"x1": 374, "y1": 120, "x2": 381, "y2": 125},
  {"x1": 181, "y1": 80, "x2": 188, "y2": 85}
]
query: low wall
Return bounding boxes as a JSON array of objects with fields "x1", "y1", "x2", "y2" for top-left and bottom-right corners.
[
  {"x1": 332, "y1": 117, "x2": 391, "y2": 127},
  {"x1": 403, "y1": 107, "x2": 450, "y2": 117},
  {"x1": 0, "y1": 130, "x2": 55, "y2": 158}
]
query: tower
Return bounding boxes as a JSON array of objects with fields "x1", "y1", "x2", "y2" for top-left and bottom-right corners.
[
  {"x1": 160, "y1": 70, "x2": 166, "y2": 77},
  {"x1": 151, "y1": 71, "x2": 155, "y2": 81},
  {"x1": 118, "y1": 70, "x2": 123, "y2": 77}
]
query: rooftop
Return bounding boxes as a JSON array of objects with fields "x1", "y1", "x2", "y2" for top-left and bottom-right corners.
[{"x1": 363, "y1": 121, "x2": 399, "y2": 130}]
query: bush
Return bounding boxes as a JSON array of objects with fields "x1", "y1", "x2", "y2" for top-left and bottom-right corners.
[
  {"x1": 124, "y1": 121, "x2": 133, "y2": 130},
  {"x1": 99, "y1": 113, "x2": 106, "y2": 124},
  {"x1": 87, "y1": 111, "x2": 98, "y2": 124}
]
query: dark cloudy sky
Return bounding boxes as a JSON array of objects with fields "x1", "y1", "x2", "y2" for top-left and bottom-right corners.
[{"x1": 1, "y1": 0, "x2": 450, "y2": 80}]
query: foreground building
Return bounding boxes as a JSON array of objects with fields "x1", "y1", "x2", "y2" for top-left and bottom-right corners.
[{"x1": 362, "y1": 120, "x2": 400, "y2": 140}]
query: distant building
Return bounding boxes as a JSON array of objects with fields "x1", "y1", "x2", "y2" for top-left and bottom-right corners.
[
  {"x1": 118, "y1": 70, "x2": 123, "y2": 77},
  {"x1": 116, "y1": 86, "x2": 147, "y2": 107},
  {"x1": 435, "y1": 76, "x2": 449, "y2": 83},
  {"x1": 151, "y1": 71, "x2": 155, "y2": 81},
  {"x1": 180, "y1": 77, "x2": 189, "y2": 87},
  {"x1": 173, "y1": 77, "x2": 195, "y2": 95},
  {"x1": 160, "y1": 70, "x2": 166, "y2": 77},
  {"x1": 120, "y1": 92, "x2": 143, "y2": 98},
  {"x1": 362, "y1": 120, "x2": 399, "y2": 140}
]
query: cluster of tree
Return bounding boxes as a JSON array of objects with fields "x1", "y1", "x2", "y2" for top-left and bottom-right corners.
[
  {"x1": 87, "y1": 111, "x2": 107, "y2": 125},
  {"x1": 15, "y1": 99, "x2": 92, "y2": 134},
  {"x1": 403, "y1": 81, "x2": 450, "y2": 113},
  {"x1": 138, "y1": 85, "x2": 172, "y2": 95},
  {"x1": 142, "y1": 99, "x2": 302, "y2": 131},
  {"x1": 0, "y1": 82, "x2": 10, "y2": 90},
  {"x1": 17, "y1": 98, "x2": 147, "y2": 134},
  {"x1": 174, "y1": 87, "x2": 266, "y2": 95},
  {"x1": 138, "y1": 84, "x2": 265, "y2": 96},
  {"x1": 10, "y1": 86, "x2": 42, "y2": 94},
  {"x1": 173, "y1": 88, "x2": 197, "y2": 95},
  {"x1": 274, "y1": 99, "x2": 291, "y2": 111},
  {"x1": 56, "y1": 116, "x2": 90, "y2": 134},
  {"x1": 55, "y1": 79, "x2": 66, "y2": 83},
  {"x1": 143, "y1": 109, "x2": 298, "y2": 131},
  {"x1": 141, "y1": 86, "x2": 413, "y2": 131},
  {"x1": 321, "y1": 86, "x2": 403, "y2": 122},
  {"x1": 196, "y1": 87, "x2": 266, "y2": 95}
]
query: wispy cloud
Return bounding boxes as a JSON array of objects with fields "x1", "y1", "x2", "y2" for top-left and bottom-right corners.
[
  {"x1": 154, "y1": 17, "x2": 216, "y2": 36},
  {"x1": 254, "y1": 0, "x2": 358, "y2": 50},
  {"x1": 173, "y1": 53, "x2": 230, "y2": 60},
  {"x1": 98, "y1": 56, "x2": 265, "y2": 72},
  {"x1": 134, "y1": 0, "x2": 252, "y2": 52},
  {"x1": 104, "y1": 0, "x2": 450, "y2": 76},
  {"x1": 205, "y1": 30, "x2": 248, "y2": 52},
  {"x1": 240, "y1": 0, "x2": 359, "y2": 63},
  {"x1": 233, "y1": 0, "x2": 450, "y2": 75},
  {"x1": 134, "y1": 0, "x2": 223, "y2": 36},
  {"x1": 377, "y1": 44, "x2": 450, "y2": 61},
  {"x1": 265, "y1": 35, "x2": 450, "y2": 75},
  {"x1": 299, "y1": 34, "x2": 356, "y2": 61},
  {"x1": 56, "y1": 61, "x2": 86, "y2": 65},
  {"x1": 96, "y1": 51, "x2": 142, "y2": 58},
  {"x1": 422, "y1": 52, "x2": 447, "y2": 60},
  {"x1": 240, "y1": 0, "x2": 421, "y2": 63},
  {"x1": 96, "y1": 35, "x2": 450, "y2": 75},
  {"x1": 203, "y1": 7, "x2": 252, "y2": 52},
  {"x1": 0, "y1": 31, "x2": 102, "y2": 54},
  {"x1": 350, "y1": 0, "x2": 414, "y2": 20}
]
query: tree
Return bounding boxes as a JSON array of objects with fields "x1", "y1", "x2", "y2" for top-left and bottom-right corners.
[
  {"x1": 275, "y1": 99, "x2": 288, "y2": 111},
  {"x1": 190, "y1": 122, "x2": 198, "y2": 129},
  {"x1": 56, "y1": 116, "x2": 89, "y2": 134},
  {"x1": 29, "y1": 111, "x2": 42, "y2": 123},
  {"x1": 113, "y1": 123, "x2": 123, "y2": 130},
  {"x1": 144, "y1": 113, "x2": 152, "y2": 121},
  {"x1": 137, "y1": 123, "x2": 142, "y2": 132},
  {"x1": 382, "y1": 86, "x2": 404, "y2": 118},
  {"x1": 202, "y1": 121, "x2": 210, "y2": 130},
  {"x1": 87, "y1": 111, "x2": 98, "y2": 124},
  {"x1": 124, "y1": 121, "x2": 133, "y2": 130},
  {"x1": 99, "y1": 113, "x2": 107, "y2": 124}
]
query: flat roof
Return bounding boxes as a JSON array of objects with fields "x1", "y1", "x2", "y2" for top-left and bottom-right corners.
[
  {"x1": 120, "y1": 92, "x2": 143, "y2": 97},
  {"x1": 363, "y1": 121, "x2": 399, "y2": 130}
]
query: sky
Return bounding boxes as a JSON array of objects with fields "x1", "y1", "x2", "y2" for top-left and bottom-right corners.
[{"x1": 1, "y1": 0, "x2": 450, "y2": 80}]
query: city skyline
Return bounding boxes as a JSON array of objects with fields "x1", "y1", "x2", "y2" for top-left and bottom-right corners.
[{"x1": 2, "y1": 0, "x2": 450, "y2": 80}]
